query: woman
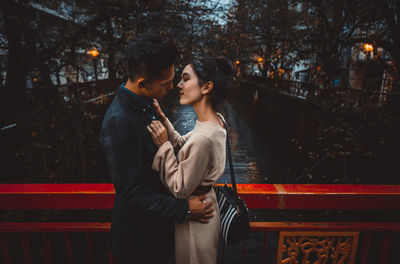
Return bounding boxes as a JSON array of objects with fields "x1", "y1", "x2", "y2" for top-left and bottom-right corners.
[{"x1": 146, "y1": 56, "x2": 234, "y2": 263}]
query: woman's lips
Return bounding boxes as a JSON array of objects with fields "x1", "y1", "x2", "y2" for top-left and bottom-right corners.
[{"x1": 179, "y1": 93, "x2": 183, "y2": 97}]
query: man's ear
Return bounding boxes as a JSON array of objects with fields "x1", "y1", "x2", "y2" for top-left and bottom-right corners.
[
  {"x1": 202, "y1": 81, "x2": 214, "y2": 95},
  {"x1": 136, "y1": 77, "x2": 147, "y2": 89}
]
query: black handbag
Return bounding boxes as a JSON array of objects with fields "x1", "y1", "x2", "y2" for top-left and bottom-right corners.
[{"x1": 215, "y1": 117, "x2": 249, "y2": 245}]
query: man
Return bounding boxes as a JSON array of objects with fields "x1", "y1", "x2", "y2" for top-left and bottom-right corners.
[{"x1": 100, "y1": 33, "x2": 214, "y2": 264}]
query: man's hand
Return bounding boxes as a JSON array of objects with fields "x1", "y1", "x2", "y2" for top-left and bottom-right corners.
[{"x1": 188, "y1": 195, "x2": 214, "y2": 223}]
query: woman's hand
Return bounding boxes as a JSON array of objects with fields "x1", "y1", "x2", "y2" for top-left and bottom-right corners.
[
  {"x1": 146, "y1": 120, "x2": 168, "y2": 148},
  {"x1": 153, "y1": 99, "x2": 167, "y2": 123}
]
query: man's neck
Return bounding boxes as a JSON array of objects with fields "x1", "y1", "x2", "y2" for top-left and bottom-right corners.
[{"x1": 124, "y1": 79, "x2": 151, "y2": 100}]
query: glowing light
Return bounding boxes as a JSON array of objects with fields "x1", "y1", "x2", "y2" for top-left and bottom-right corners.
[
  {"x1": 33, "y1": 78, "x2": 38, "y2": 82},
  {"x1": 235, "y1": 60, "x2": 240, "y2": 64},
  {"x1": 363, "y1": 43, "x2": 373, "y2": 52},
  {"x1": 257, "y1": 57, "x2": 264, "y2": 62},
  {"x1": 89, "y1": 49, "x2": 100, "y2": 57}
]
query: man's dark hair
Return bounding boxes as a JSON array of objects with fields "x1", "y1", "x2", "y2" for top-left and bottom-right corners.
[{"x1": 126, "y1": 33, "x2": 178, "y2": 81}]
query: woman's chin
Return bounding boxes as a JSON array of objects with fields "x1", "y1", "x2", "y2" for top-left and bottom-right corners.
[{"x1": 179, "y1": 98, "x2": 189, "y2": 105}]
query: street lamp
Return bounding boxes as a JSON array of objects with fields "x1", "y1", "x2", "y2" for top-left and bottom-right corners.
[
  {"x1": 360, "y1": 43, "x2": 374, "y2": 104},
  {"x1": 363, "y1": 43, "x2": 374, "y2": 61},
  {"x1": 362, "y1": 43, "x2": 374, "y2": 65},
  {"x1": 89, "y1": 49, "x2": 100, "y2": 58},
  {"x1": 363, "y1": 43, "x2": 373, "y2": 53},
  {"x1": 255, "y1": 56, "x2": 265, "y2": 76},
  {"x1": 88, "y1": 49, "x2": 100, "y2": 80}
]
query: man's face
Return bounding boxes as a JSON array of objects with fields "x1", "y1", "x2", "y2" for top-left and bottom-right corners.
[{"x1": 143, "y1": 65, "x2": 175, "y2": 100}]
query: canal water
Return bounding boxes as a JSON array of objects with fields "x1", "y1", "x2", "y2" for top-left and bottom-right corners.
[{"x1": 167, "y1": 103, "x2": 273, "y2": 184}]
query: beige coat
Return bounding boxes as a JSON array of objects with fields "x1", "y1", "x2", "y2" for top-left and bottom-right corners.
[{"x1": 151, "y1": 112, "x2": 227, "y2": 264}]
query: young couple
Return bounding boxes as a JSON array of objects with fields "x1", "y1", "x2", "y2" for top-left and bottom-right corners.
[{"x1": 100, "y1": 33, "x2": 233, "y2": 264}]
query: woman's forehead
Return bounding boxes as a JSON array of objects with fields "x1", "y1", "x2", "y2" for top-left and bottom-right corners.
[{"x1": 183, "y1": 64, "x2": 194, "y2": 74}]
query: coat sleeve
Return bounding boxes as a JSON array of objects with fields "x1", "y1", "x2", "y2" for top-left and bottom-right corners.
[
  {"x1": 162, "y1": 118, "x2": 192, "y2": 150},
  {"x1": 151, "y1": 135, "x2": 213, "y2": 199},
  {"x1": 100, "y1": 115, "x2": 188, "y2": 222}
]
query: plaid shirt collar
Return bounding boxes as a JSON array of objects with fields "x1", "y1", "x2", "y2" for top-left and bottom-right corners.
[
  {"x1": 117, "y1": 83, "x2": 159, "y2": 124},
  {"x1": 120, "y1": 82, "x2": 153, "y2": 109}
]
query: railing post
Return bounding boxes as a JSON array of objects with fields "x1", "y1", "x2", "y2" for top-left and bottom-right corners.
[
  {"x1": 64, "y1": 232, "x2": 73, "y2": 264},
  {"x1": 42, "y1": 232, "x2": 52, "y2": 264},
  {"x1": 263, "y1": 232, "x2": 268, "y2": 264},
  {"x1": 86, "y1": 232, "x2": 94, "y2": 264},
  {"x1": 109, "y1": 251, "x2": 114, "y2": 264},
  {"x1": 0, "y1": 233, "x2": 11, "y2": 264},
  {"x1": 359, "y1": 232, "x2": 371, "y2": 264},
  {"x1": 379, "y1": 232, "x2": 392, "y2": 264},
  {"x1": 20, "y1": 232, "x2": 32, "y2": 264}
]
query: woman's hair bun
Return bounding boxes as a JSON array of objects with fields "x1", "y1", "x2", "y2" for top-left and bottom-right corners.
[
  {"x1": 215, "y1": 57, "x2": 234, "y2": 76},
  {"x1": 189, "y1": 56, "x2": 234, "y2": 110}
]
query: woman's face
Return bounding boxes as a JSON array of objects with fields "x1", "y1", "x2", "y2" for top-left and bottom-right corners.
[{"x1": 177, "y1": 64, "x2": 204, "y2": 105}]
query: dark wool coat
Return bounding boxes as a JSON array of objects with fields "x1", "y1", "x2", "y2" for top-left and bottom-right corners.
[{"x1": 100, "y1": 86, "x2": 188, "y2": 264}]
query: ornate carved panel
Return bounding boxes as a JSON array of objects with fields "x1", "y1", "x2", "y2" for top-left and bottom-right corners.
[{"x1": 277, "y1": 231, "x2": 359, "y2": 264}]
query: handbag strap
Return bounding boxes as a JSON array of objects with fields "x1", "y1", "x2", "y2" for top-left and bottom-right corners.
[{"x1": 219, "y1": 114, "x2": 238, "y2": 195}]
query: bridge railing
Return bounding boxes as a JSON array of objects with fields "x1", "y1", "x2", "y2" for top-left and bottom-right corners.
[
  {"x1": 242, "y1": 74, "x2": 400, "y2": 108},
  {"x1": 1, "y1": 184, "x2": 399, "y2": 264}
]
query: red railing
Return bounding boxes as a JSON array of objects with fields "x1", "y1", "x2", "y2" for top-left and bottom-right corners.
[{"x1": 1, "y1": 184, "x2": 399, "y2": 263}]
